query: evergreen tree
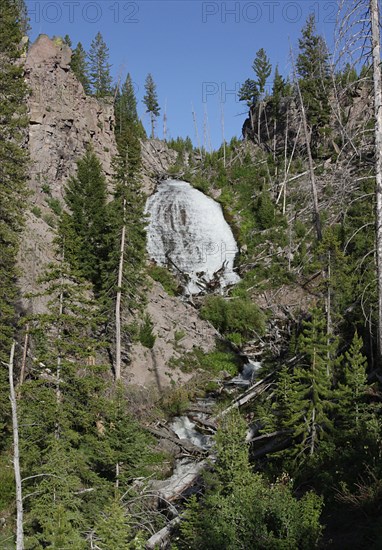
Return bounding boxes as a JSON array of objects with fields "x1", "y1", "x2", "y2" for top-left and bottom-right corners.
[
  {"x1": 101, "y1": 134, "x2": 146, "y2": 377},
  {"x1": 238, "y1": 78, "x2": 259, "y2": 108},
  {"x1": 63, "y1": 34, "x2": 72, "y2": 47},
  {"x1": 288, "y1": 309, "x2": 334, "y2": 459},
  {"x1": 19, "y1": 255, "x2": 109, "y2": 544},
  {"x1": 94, "y1": 499, "x2": 131, "y2": 549},
  {"x1": 143, "y1": 73, "x2": 160, "y2": 139},
  {"x1": 296, "y1": 14, "x2": 331, "y2": 151},
  {"x1": 60, "y1": 148, "x2": 109, "y2": 290},
  {"x1": 88, "y1": 32, "x2": 113, "y2": 97},
  {"x1": 253, "y1": 47, "x2": 272, "y2": 96},
  {"x1": 0, "y1": 0, "x2": 29, "y2": 430},
  {"x1": 115, "y1": 73, "x2": 146, "y2": 150},
  {"x1": 336, "y1": 332, "x2": 368, "y2": 430},
  {"x1": 71, "y1": 42, "x2": 90, "y2": 94},
  {"x1": 268, "y1": 364, "x2": 296, "y2": 433},
  {"x1": 271, "y1": 65, "x2": 286, "y2": 120}
]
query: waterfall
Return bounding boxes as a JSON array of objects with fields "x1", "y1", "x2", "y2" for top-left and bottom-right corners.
[{"x1": 145, "y1": 179, "x2": 240, "y2": 294}]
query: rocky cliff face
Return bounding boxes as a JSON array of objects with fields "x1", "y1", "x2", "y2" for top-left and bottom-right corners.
[
  {"x1": 18, "y1": 35, "x2": 211, "y2": 387},
  {"x1": 25, "y1": 35, "x2": 117, "y2": 200},
  {"x1": 19, "y1": 35, "x2": 118, "y2": 309}
]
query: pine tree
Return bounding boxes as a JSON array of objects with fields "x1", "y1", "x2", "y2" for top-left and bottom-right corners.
[
  {"x1": 16, "y1": 0, "x2": 29, "y2": 34},
  {"x1": 63, "y1": 34, "x2": 72, "y2": 47},
  {"x1": 94, "y1": 499, "x2": 131, "y2": 549},
  {"x1": 253, "y1": 47, "x2": 272, "y2": 96},
  {"x1": 71, "y1": 42, "x2": 90, "y2": 94},
  {"x1": 102, "y1": 138, "x2": 146, "y2": 378},
  {"x1": 336, "y1": 332, "x2": 368, "y2": 430},
  {"x1": 143, "y1": 73, "x2": 160, "y2": 139},
  {"x1": 238, "y1": 78, "x2": 259, "y2": 108},
  {"x1": 115, "y1": 73, "x2": 146, "y2": 150},
  {"x1": 288, "y1": 309, "x2": 334, "y2": 459},
  {"x1": 19, "y1": 254, "x2": 110, "y2": 545},
  {"x1": 271, "y1": 65, "x2": 286, "y2": 120},
  {"x1": 60, "y1": 148, "x2": 109, "y2": 290},
  {"x1": 88, "y1": 32, "x2": 113, "y2": 97},
  {"x1": 251, "y1": 48, "x2": 272, "y2": 143},
  {"x1": 0, "y1": 0, "x2": 29, "y2": 430},
  {"x1": 296, "y1": 14, "x2": 331, "y2": 151},
  {"x1": 270, "y1": 365, "x2": 296, "y2": 432}
]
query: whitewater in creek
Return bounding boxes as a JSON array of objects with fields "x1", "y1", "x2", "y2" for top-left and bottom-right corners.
[{"x1": 145, "y1": 179, "x2": 240, "y2": 294}]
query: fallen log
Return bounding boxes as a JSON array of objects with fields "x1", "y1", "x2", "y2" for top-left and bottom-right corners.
[
  {"x1": 212, "y1": 373, "x2": 275, "y2": 421},
  {"x1": 251, "y1": 436, "x2": 291, "y2": 459},
  {"x1": 247, "y1": 429, "x2": 291, "y2": 445},
  {"x1": 150, "y1": 459, "x2": 208, "y2": 502},
  {"x1": 145, "y1": 516, "x2": 181, "y2": 549},
  {"x1": 147, "y1": 425, "x2": 205, "y2": 457},
  {"x1": 188, "y1": 415, "x2": 217, "y2": 433}
]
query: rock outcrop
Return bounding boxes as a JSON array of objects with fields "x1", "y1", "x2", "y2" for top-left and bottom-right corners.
[
  {"x1": 18, "y1": 35, "x2": 117, "y2": 314},
  {"x1": 25, "y1": 34, "x2": 117, "y2": 202},
  {"x1": 140, "y1": 139, "x2": 178, "y2": 194}
]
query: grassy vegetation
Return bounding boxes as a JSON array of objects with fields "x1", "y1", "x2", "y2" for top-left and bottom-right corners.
[{"x1": 148, "y1": 264, "x2": 180, "y2": 296}]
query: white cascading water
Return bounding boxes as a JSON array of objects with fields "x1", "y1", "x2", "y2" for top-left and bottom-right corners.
[{"x1": 145, "y1": 179, "x2": 240, "y2": 294}]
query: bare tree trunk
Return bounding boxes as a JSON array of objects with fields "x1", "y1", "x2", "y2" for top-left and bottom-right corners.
[
  {"x1": 290, "y1": 46, "x2": 322, "y2": 241},
  {"x1": 326, "y1": 249, "x2": 332, "y2": 377},
  {"x1": 220, "y1": 102, "x2": 226, "y2": 168},
  {"x1": 54, "y1": 263, "x2": 64, "y2": 440},
  {"x1": 115, "y1": 198, "x2": 126, "y2": 382},
  {"x1": 18, "y1": 323, "x2": 29, "y2": 394},
  {"x1": 150, "y1": 112, "x2": 155, "y2": 139},
  {"x1": 370, "y1": 0, "x2": 382, "y2": 356},
  {"x1": 115, "y1": 461, "x2": 120, "y2": 489},
  {"x1": 163, "y1": 99, "x2": 167, "y2": 141},
  {"x1": 257, "y1": 101, "x2": 262, "y2": 144},
  {"x1": 310, "y1": 406, "x2": 316, "y2": 456},
  {"x1": 8, "y1": 342, "x2": 24, "y2": 549},
  {"x1": 191, "y1": 103, "x2": 202, "y2": 158}
]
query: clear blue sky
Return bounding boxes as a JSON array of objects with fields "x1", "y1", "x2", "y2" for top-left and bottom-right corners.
[{"x1": 27, "y1": 1, "x2": 336, "y2": 149}]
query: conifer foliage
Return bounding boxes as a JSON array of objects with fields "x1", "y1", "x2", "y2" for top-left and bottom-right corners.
[
  {"x1": 143, "y1": 73, "x2": 161, "y2": 138},
  {"x1": 296, "y1": 14, "x2": 331, "y2": 150},
  {"x1": 60, "y1": 147, "x2": 109, "y2": 291},
  {"x1": 0, "y1": 0, "x2": 29, "y2": 422},
  {"x1": 288, "y1": 310, "x2": 334, "y2": 458},
  {"x1": 71, "y1": 41, "x2": 90, "y2": 94},
  {"x1": 88, "y1": 31, "x2": 113, "y2": 97},
  {"x1": 0, "y1": 0, "x2": 29, "y2": 345}
]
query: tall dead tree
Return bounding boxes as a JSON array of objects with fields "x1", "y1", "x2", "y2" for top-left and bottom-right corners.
[
  {"x1": 370, "y1": 0, "x2": 382, "y2": 355},
  {"x1": 114, "y1": 198, "x2": 126, "y2": 382},
  {"x1": 290, "y1": 44, "x2": 322, "y2": 241},
  {"x1": 337, "y1": 0, "x2": 382, "y2": 357},
  {"x1": 8, "y1": 342, "x2": 24, "y2": 549}
]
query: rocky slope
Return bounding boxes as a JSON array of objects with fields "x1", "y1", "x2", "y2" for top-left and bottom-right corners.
[
  {"x1": 18, "y1": 35, "x2": 213, "y2": 387},
  {"x1": 128, "y1": 281, "x2": 218, "y2": 390}
]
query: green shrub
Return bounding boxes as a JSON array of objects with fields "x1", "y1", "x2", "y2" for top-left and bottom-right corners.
[
  {"x1": 46, "y1": 197, "x2": 62, "y2": 216},
  {"x1": 200, "y1": 296, "x2": 265, "y2": 338},
  {"x1": 31, "y1": 205, "x2": 42, "y2": 218},
  {"x1": 43, "y1": 213, "x2": 56, "y2": 228},
  {"x1": 148, "y1": 264, "x2": 179, "y2": 296},
  {"x1": 255, "y1": 190, "x2": 275, "y2": 229},
  {"x1": 139, "y1": 315, "x2": 156, "y2": 349},
  {"x1": 196, "y1": 348, "x2": 239, "y2": 376},
  {"x1": 41, "y1": 182, "x2": 51, "y2": 195}
]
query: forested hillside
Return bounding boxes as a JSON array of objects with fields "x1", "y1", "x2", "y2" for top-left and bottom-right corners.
[{"x1": 2, "y1": 0, "x2": 382, "y2": 548}]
